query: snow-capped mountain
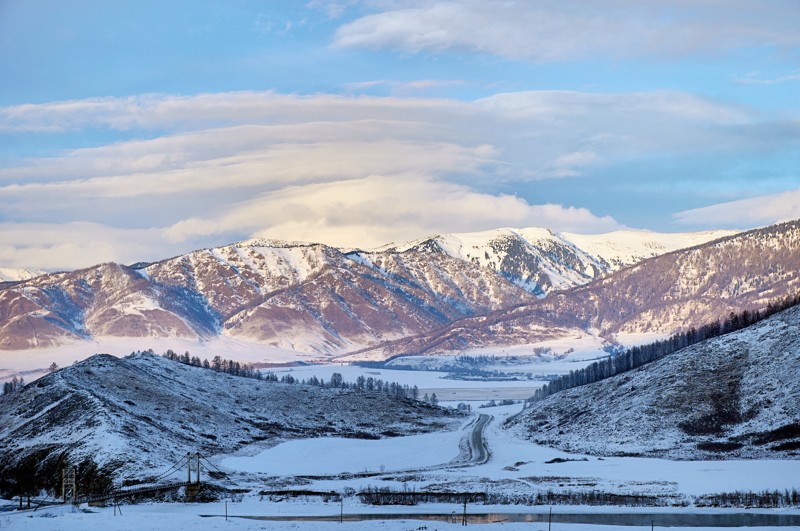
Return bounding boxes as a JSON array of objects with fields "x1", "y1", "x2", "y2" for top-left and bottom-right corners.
[
  {"x1": 375, "y1": 227, "x2": 735, "y2": 296},
  {"x1": 505, "y1": 301, "x2": 800, "y2": 459},
  {"x1": 0, "y1": 224, "x2": 741, "y2": 353},
  {"x1": 0, "y1": 267, "x2": 45, "y2": 282},
  {"x1": 0, "y1": 352, "x2": 459, "y2": 481},
  {"x1": 352, "y1": 220, "x2": 800, "y2": 359}
]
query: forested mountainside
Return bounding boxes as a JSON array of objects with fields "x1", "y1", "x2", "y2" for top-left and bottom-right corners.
[
  {"x1": 505, "y1": 302, "x2": 800, "y2": 460},
  {"x1": 0, "y1": 226, "x2": 727, "y2": 353},
  {"x1": 353, "y1": 220, "x2": 800, "y2": 359},
  {"x1": 0, "y1": 352, "x2": 459, "y2": 495}
]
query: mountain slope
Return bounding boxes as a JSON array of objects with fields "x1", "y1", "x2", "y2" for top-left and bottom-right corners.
[
  {"x1": 353, "y1": 220, "x2": 800, "y2": 358},
  {"x1": 146, "y1": 240, "x2": 535, "y2": 352},
  {"x1": 0, "y1": 353, "x2": 459, "y2": 482},
  {"x1": 0, "y1": 263, "x2": 218, "y2": 350},
  {"x1": 504, "y1": 303, "x2": 800, "y2": 459},
  {"x1": 378, "y1": 227, "x2": 734, "y2": 296}
]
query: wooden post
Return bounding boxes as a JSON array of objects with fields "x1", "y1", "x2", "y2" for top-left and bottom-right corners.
[
  {"x1": 340, "y1": 496, "x2": 343, "y2": 523},
  {"x1": 195, "y1": 452, "x2": 201, "y2": 484},
  {"x1": 462, "y1": 496, "x2": 467, "y2": 526},
  {"x1": 548, "y1": 506, "x2": 552, "y2": 531}
]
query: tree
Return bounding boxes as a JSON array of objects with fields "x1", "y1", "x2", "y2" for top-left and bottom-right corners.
[
  {"x1": 430, "y1": 393, "x2": 438, "y2": 406},
  {"x1": 330, "y1": 372, "x2": 344, "y2": 389},
  {"x1": 49, "y1": 362, "x2": 59, "y2": 373}
]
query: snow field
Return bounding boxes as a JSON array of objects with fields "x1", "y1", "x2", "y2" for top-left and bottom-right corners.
[{"x1": 221, "y1": 429, "x2": 465, "y2": 476}]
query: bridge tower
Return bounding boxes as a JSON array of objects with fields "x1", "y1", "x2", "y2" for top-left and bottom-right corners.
[
  {"x1": 185, "y1": 452, "x2": 202, "y2": 499},
  {"x1": 62, "y1": 466, "x2": 77, "y2": 504},
  {"x1": 186, "y1": 452, "x2": 200, "y2": 484}
]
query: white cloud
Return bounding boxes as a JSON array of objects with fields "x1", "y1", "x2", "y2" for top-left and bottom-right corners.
[
  {"x1": 0, "y1": 223, "x2": 169, "y2": 271},
  {"x1": 673, "y1": 189, "x2": 800, "y2": 229},
  {"x1": 332, "y1": 0, "x2": 800, "y2": 62},
  {"x1": 164, "y1": 174, "x2": 623, "y2": 249},
  {"x1": 733, "y1": 70, "x2": 800, "y2": 85},
  {"x1": 0, "y1": 89, "x2": 790, "y2": 271}
]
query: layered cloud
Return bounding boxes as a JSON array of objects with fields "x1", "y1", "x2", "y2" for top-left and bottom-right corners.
[
  {"x1": 165, "y1": 175, "x2": 620, "y2": 249},
  {"x1": 0, "y1": 89, "x2": 794, "y2": 271},
  {"x1": 674, "y1": 189, "x2": 800, "y2": 229},
  {"x1": 333, "y1": 0, "x2": 800, "y2": 61}
]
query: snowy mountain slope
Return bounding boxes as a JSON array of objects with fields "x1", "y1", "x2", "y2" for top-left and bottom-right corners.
[
  {"x1": 0, "y1": 268, "x2": 45, "y2": 282},
  {"x1": 0, "y1": 352, "x2": 460, "y2": 481},
  {"x1": 0, "y1": 263, "x2": 218, "y2": 350},
  {"x1": 505, "y1": 302, "x2": 800, "y2": 459},
  {"x1": 560, "y1": 229, "x2": 738, "y2": 270},
  {"x1": 352, "y1": 220, "x2": 800, "y2": 358},
  {"x1": 377, "y1": 227, "x2": 735, "y2": 296}
]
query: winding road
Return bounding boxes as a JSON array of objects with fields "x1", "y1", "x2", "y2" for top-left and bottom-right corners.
[{"x1": 465, "y1": 413, "x2": 491, "y2": 465}]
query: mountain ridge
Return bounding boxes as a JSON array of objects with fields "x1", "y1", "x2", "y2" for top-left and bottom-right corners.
[{"x1": 504, "y1": 302, "x2": 800, "y2": 460}]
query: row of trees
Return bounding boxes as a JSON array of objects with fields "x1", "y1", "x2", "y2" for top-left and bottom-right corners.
[
  {"x1": 531, "y1": 293, "x2": 800, "y2": 402},
  {"x1": 160, "y1": 349, "x2": 263, "y2": 379},
  {"x1": 158, "y1": 350, "x2": 436, "y2": 403}
]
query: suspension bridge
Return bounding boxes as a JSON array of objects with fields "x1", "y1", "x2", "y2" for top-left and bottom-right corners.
[
  {"x1": 4, "y1": 452, "x2": 226, "y2": 512},
  {"x1": 79, "y1": 452, "x2": 227, "y2": 505}
]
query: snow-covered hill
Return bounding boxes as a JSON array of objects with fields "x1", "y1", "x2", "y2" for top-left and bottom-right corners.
[
  {"x1": 0, "y1": 352, "x2": 460, "y2": 482},
  {"x1": 505, "y1": 302, "x2": 800, "y2": 460}
]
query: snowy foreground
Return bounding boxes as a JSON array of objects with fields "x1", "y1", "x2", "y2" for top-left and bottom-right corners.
[{"x1": 5, "y1": 404, "x2": 800, "y2": 530}]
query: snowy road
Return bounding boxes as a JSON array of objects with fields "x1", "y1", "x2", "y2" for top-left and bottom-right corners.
[{"x1": 466, "y1": 413, "x2": 491, "y2": 465}]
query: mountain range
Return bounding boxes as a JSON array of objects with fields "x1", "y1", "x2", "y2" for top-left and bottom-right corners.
[{"x1": 19, "y1": 222, "x2": 800, "y2": 357}]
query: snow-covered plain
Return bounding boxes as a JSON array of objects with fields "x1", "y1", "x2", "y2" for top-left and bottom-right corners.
[
  {"x1": 222, "y1": 429, "x2": 464, "y2": 476},
  {"x1": 212, "y1": 404, "x2": 800, "y2": 498}
]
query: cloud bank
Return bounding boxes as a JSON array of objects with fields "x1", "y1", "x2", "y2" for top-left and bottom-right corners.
[
  {"x1": 0, "y1": 89, "x2": 794, "y2": 271},
  {"x1": 333, "y1": 0, "x2": 800, "y2": 61}
]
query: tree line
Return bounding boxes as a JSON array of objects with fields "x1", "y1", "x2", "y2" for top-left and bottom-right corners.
[
  {"x1": 157, "y1": 350, "x2": 433, "y2": 403},
  {"x1": 2, "y1": 376, "x2": 25, "y2": 396},
  {"x1": 530, "y1": 293, "x2": 800, "y2": 402}
]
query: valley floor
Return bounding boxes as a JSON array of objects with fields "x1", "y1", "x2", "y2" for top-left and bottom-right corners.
[{"x1": 218, "y1": 404, "x2": 800, "y2": 499}]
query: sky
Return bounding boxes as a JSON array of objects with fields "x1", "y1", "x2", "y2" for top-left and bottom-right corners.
[{"x1": 0, "y1": 0, "x2": 799, "y2": 272}]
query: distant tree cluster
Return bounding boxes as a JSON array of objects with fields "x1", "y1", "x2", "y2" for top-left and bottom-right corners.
[
  {"x1": 160, "y1": 349, "x2": 263, "y2": 379},
  {"x1": 696, "y1": 489, "x2": 800, "y2": 508},
  {"x1": 530, "y1": 293, "x2": 800, "y2": 402},
  {"x1": 155, "y1": 350, "x2": 429, "y2": 403},
  {"x1": 2, "y1": 376, "x2": 25, "y2": 395},
  {"x1": 281, "y1": 370, "x2": 422, "y2": 401}
]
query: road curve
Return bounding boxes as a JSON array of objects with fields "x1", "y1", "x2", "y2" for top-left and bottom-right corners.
[{"x1": 466, "y1": 413, "x2": 492, "y2": 465}]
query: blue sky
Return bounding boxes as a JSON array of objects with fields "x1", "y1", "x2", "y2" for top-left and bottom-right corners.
[{"x1": 1, "y1": 0, "x2": 799, "y2": 271}]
